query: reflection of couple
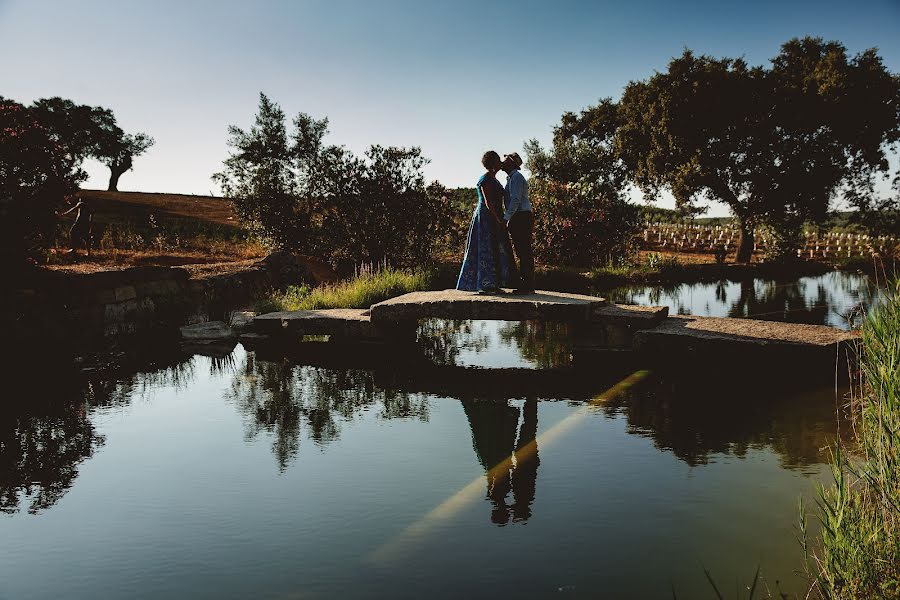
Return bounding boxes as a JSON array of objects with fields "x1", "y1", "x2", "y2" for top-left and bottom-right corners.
[
  {"x1": 462, "y1": 398, "x2": 540, "y2": 525},
  {"x1": 456, "y1": 151, "x2": 534, "y2": 295}
]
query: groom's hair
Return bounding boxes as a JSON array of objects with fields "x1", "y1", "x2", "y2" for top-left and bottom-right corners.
[{"x1": 481, "y1": 150, "x2": 501, "y2": 169}]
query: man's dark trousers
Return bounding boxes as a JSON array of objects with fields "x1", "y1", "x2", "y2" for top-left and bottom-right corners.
[{"x1": 508, "y1": 211, "x2": 534, "y2": 290}]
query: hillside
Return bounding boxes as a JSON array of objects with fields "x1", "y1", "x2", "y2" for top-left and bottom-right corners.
[{"x1": 75, "y1": 189, "x2": 239, "y2": 228}]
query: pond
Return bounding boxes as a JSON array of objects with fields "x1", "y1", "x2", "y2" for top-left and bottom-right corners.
[
  {"x1": 605, "y1": 270, "x2": 877, "y2": 330},
  {"x1": 0, "y1": 272, "x2": 872, "y2": 599}
]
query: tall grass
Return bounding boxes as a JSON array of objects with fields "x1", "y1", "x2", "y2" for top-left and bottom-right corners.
[
  {"x1": 807, "y1": 279, "x2": 900, "y2": 598},
  {"x1": 255, "y1": 266, "x2": 433, "y2": 313}
]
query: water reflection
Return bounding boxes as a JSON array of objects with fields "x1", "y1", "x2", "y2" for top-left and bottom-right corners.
[
  {"x1": 0, "y1": 390, "x2": 100, "y2": 514},
  {"x1": 607, "y1": 271, "x2": 874, "y2": 329},
  {"x1": 610, "y1": 378, "x2": 843, "y2": 470},
  {"x1": 463, "y1": 399, "x2": 539, "y2": 524},
  {"x1": 228, "y1": 353, "x2": 430, "y2": 470},
  {"x1": 423, "y1": 319, "x2": 572, "y2": 369},
  {"x1": 1, "y1": 337, "x2": 844, "y2": 520},
  {"x1": 0, "y1": 352, "x2": 198, "y2": 514}
]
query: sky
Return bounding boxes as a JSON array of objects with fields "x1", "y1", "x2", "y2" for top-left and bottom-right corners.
[{"x1": 2, "y1": 0, "x2": 899, "y2": 217}]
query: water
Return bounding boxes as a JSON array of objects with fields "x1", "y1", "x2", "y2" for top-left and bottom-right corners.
[
  {"x1": 0, "y1": 272, "x2": 870, "y2": 599},
  {"x1": 606, "y1": 270, "x2": 876, "y2": 329}
]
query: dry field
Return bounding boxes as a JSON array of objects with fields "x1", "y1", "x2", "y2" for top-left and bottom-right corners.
[{"x1": 48, "y1": 189, "x2": 265, "y2": 274}]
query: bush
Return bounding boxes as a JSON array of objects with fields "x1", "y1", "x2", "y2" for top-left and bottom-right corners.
[
  {"x1": 215, "y1": 94, "x2": 452, "y2": 267},
  {"x1": 1, "y1": 98, "x2": 84, "y2": 272},
  {"x1": 530, "y1": 179, "x2": 641, "y2": 267}
]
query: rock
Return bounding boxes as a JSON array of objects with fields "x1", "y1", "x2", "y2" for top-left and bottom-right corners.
[
  {"x1": 179, "y1": 321, "x2": 235, "y2": 341},
  {"x1": 229, "y1": 310, "x2": 257, "y2": 332}
]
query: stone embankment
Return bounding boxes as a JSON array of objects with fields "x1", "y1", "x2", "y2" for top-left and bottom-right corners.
[{"x1": 8, "y1": 253, "x2": 334, "y2": 361}]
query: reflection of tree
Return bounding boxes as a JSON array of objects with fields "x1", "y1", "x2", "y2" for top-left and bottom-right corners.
[
  {"x1": 0, "y1": 384, "x2": 102, "y2": 514},
  {"x1": 462, "y1": 398, "x2": 540, "y2": 525},
  {"x1": 497, "y1": 321, "x2": 572, "y2": 369},
  {"x1": 228, "y1": 354, "x2": 429, "y2": 470},
  {"x1": 0, "y1": 351, "x2": 196, "y2": 515},
  {"x1": 604, "y1": 378, "x2": 843, "y2": 469},
  {"x1": 609, "y1": 277, "x2": 857, "y2": 326},
  {"x1": 728, "y1": 279, "x2": 830, "y2": 325},
  {"x1": 419, "y1": 319, "x2": 492, "y2": 366}
]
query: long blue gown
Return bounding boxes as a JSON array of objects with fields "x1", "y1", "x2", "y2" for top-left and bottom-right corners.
[{"x1": 456, "y1": 174, "x2": 516, "y2": 291}]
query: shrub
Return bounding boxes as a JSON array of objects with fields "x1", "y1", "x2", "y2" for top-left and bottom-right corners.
[
  {"x1": 530, "y1": 179, "x2": 641, "y2": 267},
  {"x1": 215, "y1": 94, "x2": 452, "y2": 267},
  {"x1": 0, "y1": 97, "x2": 84, "y2": 272}
]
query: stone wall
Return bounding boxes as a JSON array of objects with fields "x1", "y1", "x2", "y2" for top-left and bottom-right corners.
[{"x1": 7, "y1": 253, "x2": 329, "y2": 360}]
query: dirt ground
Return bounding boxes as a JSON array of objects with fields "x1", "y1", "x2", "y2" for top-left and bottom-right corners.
[{"x1": 43, "y1": 247, "x2": 266, "y2": 275}]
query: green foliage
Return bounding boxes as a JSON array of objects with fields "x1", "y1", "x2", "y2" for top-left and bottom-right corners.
[
  {"x1": 29, "y1": 96, "x2": 153, "y2": 191},
  {"x1": 525, "y1": 109, "x2": 642, "y2": 267},
  {"x1": 0, "y1": 97, "x2": 85, "y2": 271},
  {"x1": 256, "y1": 266, "x2": 432, "y2": 313},
  {"x1": 557, "y1": 37, "x2": 900, "y2": 263},
  {"x1": 215, "y1": 93, "x2": 451, "y2": 267},
  {"x1": 808, "y1": 280, "x2": 900, "y2": 598}
]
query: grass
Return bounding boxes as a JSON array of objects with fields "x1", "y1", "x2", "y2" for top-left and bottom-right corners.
[
  {"x1": 255, "y1": 266, "x2": 433, "y2": 313},
  {"x1": 803, "y1": 278, "x2": 900, "y2": 598}
]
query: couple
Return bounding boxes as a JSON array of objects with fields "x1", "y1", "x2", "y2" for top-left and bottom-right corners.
[{"x1": 456, "y1": 151, "x2": 534, "y2": 295}]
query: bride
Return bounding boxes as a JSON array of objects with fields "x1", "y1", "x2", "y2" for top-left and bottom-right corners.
[{"x1": 456, "y1": 151, "x2": 517, "y2": 293}]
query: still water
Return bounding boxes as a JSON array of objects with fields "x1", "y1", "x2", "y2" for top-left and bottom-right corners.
[
  {"x1": 607, "y1": 270, "x2": 876, "y2": 329},
  {"x1": 0, "y1": 272, "x2": 868, "y2": 599}
]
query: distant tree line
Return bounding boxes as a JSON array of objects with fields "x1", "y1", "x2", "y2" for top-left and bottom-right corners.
[
  {"x1": 528, "y1": 36, "x2": 900, "y2": 264},
  {"x1": 214, "y1": 93, "x2": 456, "y2": 268},
  {"x1": 1, "y1": 96, "x2": 153, "y2": 271}
]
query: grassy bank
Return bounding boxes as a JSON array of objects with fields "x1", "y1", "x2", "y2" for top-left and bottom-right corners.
[
  {"x1": 808, "y1": 279, "x2": 900, "y2": 598},
  {"x1": 255, "y1": 267, "x2": 433, "y2": 313}
]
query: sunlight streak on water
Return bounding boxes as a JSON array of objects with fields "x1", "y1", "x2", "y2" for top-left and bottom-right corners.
[{"x1": 368, "y1": 370, "x2": 652, "y2": 564}]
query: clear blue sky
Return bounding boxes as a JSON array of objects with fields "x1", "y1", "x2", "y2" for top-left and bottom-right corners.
[{"x1": 2, "y1": 0, "x2": 899, "y2": 216}]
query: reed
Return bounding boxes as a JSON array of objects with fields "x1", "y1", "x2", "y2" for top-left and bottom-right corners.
[{"x1": 806, "y1": 279, "x2": 900, "y2": 598}]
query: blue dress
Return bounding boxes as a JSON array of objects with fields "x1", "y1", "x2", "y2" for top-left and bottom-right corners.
[{"x1": 456, "y1": 174, "x2": 516, "y2": 291}]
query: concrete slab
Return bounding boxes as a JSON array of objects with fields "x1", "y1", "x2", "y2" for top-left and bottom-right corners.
[
  {"x1": 369, "y1": 289, "x2": 607, "y2": 323},
  {"x1": 575, "y1": 304, "x2": 670, "y2": 348},
  {"x1": 633, "y1": 315, "x2": 857, "y2": 372},
  {"x1": 637, "y1": 315, "x2": 855, "y2": 347},
  {"x1": 252, "y1": 308, "x2": 378, "y2": 338}
]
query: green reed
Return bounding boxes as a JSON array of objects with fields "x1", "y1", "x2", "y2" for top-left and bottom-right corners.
[{"x1": 806, "y1": 279, "x2": 900, "y2": 598}]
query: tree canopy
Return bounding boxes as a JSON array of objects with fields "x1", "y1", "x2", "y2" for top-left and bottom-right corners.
[
  {"x1": 554, "y1": 37, "x2": 900, "y2": 261},
  {"x1": 28, "y1": 96, "x2": 154, "y2": 191},
  {"x1": 1, "y1": 97, "x2": 85, "y2": 271},
  {"x1": 214, "y1": 93, "x2": 452, "y2": 266}
]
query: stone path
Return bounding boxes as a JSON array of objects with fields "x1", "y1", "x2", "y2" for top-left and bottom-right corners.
[
  {"x1": 246, "y1": 289, "x2": 857, "y2": 373},
  {"x1": 369, "y1": 289, "x2": 607, "y2": 322}
]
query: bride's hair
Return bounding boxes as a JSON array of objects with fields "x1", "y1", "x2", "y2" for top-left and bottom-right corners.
[{"x1": 481, "y1": 150, "x2": 501, "y2": 170}]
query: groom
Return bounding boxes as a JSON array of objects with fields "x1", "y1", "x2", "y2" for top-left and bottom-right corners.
[{"x1": 502, "y1": 152, "x2": 534, "y2": 294}]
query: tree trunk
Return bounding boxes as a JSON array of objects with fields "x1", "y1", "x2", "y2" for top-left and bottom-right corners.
[
  {"x1": 736, "y1": 220, "x2": 754, "y2": 264},
  {"x1": 107, "y1": 167, "x2": 123, "y2": 192}
]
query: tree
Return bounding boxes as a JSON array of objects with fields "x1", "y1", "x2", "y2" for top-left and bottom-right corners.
[
  {"x1": 214, "y1": 93, "x2": 450, "y2": 266},
  {"x1": 0, "y1": 97, "x2": 85, "y2": 272},
  {"x1": 524, "y1": 99, "x2": 642, "y2": 267},
  {"x1": 213, "y1": 93, "x2": 316, "y2": 251},
  {"x1": 562, "y1": 38, "x2": 900, "y2": 262},
  {"x1": 29, "y1": 96, "x2": 154, "y2": 192},
  {"x1": 98, "y1": 132, "x2": 154, "y2": 192},
  {"x1": 318, "y1": 145, "x2": 451, "y2": 266}
]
